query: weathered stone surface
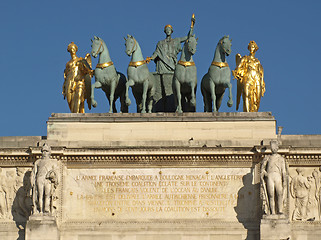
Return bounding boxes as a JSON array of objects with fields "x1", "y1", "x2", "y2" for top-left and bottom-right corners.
[
  {"x1": 1, "y1": 113, "x2": 321, "y2": 239},
  {"x1": 63, "y1": 167, "x2": 258, "y2": 221},
  {"x1": 0, "y1": 136, "x2": 43, "y2": 148},
  {"x1": 260, "y1": 217, "x2": 291, "y2": 240},
  {"x1": 25, "y1": 215, "x2": 59, "y2": 240},
  {"x1": 47, "y1": 112, "x2": 276, "y2": 148}
]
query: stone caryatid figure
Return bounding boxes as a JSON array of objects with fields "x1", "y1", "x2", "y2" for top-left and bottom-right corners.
[
  {"x1": 63, "y1": 42, "x2": 93, "y2": 113},
  {"x1": 290, "y1": 168, "x2": 311, "y2": 221},
  {"x1": 261, "y1": 140, "x2": 287, "y2": 215},
  {"x1": 232, "y1": 41, "x2": 265, "y2": 112},
  {"x1": 31, "y1": 143, "x2": 59, "y2": 215}
]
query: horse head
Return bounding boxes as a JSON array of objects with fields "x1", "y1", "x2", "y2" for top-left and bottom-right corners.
[
  {"x1": 91, "y1": 36, "x2": 104, "y2": 58},
  {"x1": 124, "y1": 34, "x2": 136, "y2": 56},
  {"x1": 186, "y1": 34, "x2": 198, "y2": 55},
  {"x1": 219, "y1": 35, "x2": 232, "y2": 56}
]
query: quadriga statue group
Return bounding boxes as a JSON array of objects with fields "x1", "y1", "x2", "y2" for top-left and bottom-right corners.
[{"x1": 63, "y1": 14, "x2": 265, "y2": 114}]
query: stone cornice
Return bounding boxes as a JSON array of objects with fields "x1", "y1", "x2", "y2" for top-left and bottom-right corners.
[
  {"x1": 48, "y1": 112, "x2": 275, "y2": 123},
  {"x1": 1, "y1": 146, "x2": 320, "y2": 166}
]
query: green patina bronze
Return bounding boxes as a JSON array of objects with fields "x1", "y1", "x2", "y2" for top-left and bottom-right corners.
[
  {"x1": 124, "y1": 35, "x2": 155, "y2": 113},
  {"x1": 201, "y1": 36, "x2": 233, "y2": 112},
  {"x1": 148, "y1": 15, "x2": 195, "y2": 113},
  {"x1": 173, "y1": 34, "x2": 198, "y2": 113},
  {"x1": 90, "y1": 36, "x2": 128, "y2": 113}
]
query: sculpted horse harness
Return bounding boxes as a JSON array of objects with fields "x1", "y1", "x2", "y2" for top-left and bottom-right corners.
[
  {"x1": 201, "y1": 36, "x2": 233, "y2": 112},
  {"x1": 124, "y1": 35, "x2": 155, "y2": 113},
  {"x1": 173, "y1": 34, "x2": 198, "y2": 113},
  {"x1": 90, "y1": 36, "x2": 127, "y2": 113}
]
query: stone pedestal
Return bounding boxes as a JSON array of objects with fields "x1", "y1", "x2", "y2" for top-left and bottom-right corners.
[
  {"x1": 260, "y1": 215, "x2": 291, "y2": 240},
  {"x1": 26, "y1": 215, "x2": 59, "y2": 240},
  {"x1": 47, "y1": 112, "x2": 276, "y2": 148}
]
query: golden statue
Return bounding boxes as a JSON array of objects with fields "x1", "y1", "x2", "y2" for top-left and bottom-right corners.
[
  {"x1": 63, "y1": 42, "x2": 93, "y2": 113},
  {"x1": 232, "y1": 41, "x2": 265, "y2": 112}
]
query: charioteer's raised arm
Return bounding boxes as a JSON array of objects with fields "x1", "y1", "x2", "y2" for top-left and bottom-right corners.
[
  {"x1": 146, "y1": 14, "x2": 196, "y2": 64},
  {"x1": 177, "y1": 13, "x2": 196, "y2": 43}
]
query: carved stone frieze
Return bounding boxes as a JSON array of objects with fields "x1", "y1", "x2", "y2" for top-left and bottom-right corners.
[
  {"x1": 0, "y1": 167, "x2": 32, "y2": 223},
  {"x1": 289, "y1": 167, "x2": 321, "y2": 222}
]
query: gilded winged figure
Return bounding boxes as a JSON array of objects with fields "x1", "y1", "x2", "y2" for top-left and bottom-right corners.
[
  {"x1": 63, "y1": 42, "x2": 93, "y2": 113},
  {"x1": 232, "y1": 41, "x2": 265, "y2": 112}
]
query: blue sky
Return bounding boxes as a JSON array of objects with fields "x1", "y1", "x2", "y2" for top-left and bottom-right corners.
[{"x1": 1, "y1": 1, "x2": 320, "y2": 136}]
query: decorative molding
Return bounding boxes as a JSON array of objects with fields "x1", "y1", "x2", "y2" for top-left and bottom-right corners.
[{"x1": 59, "y1": 219, "x2": 260, "y2": 229}]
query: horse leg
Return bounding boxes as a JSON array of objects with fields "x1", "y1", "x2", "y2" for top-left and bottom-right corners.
[
  {"x1": 209, "y1": 80, "x2": 217, "y2": 112},
  {"x1": 132, "y1": 88, "x2": 142, "y2": 113},
  {"x1": 216, "y1": 92, "x2": 224, "y2": 111},
  {"x1": 91, "y1": 81, "x2": 102, "y2": 108},
  {"x1": 112, "y1": 100, "x2": 117, "y2": 113},
  {"x1": 141, "y1": 80, "x2": 148, "y2": 113},
  {"x1": 185, "y1": 93, "x2": 193, "y2": 112},
  {"x1": 136, "y1": 97, "x2": 143, "y2": 113},
  {"x1": 226, "y1": 82, "x2": 233, "y2": 108},
  {"x1": 125, "y1": 79, "x2": 134, "y2": 106},
  {"x1": 109, "y1": 80, "x2": 116, "y2": 113},
  {"x1": 120, "y1": 91, "x2": 128, "y2": 113},
  {"x1": 173, "y1": 77, "x2": 182, "y2": 113},
  {"x1": 147, "y1": 82, "x2": 155, "y2": 113},
  {"x1": 189, "y1": 81, "x2": 196, "y2": 108},
  {"x1": 201, "y1": 84, "x2": 208, "y2": 112}
]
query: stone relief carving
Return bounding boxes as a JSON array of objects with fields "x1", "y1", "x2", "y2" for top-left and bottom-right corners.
[
  {"x1": 6, "y1": 170, "x2": 16, "y2": 219},
  {"x1": 290, "y1": 168, "x2": 311, "y2": 221},
  {"x1": 313, "y1": 167, "x2": 321, "y2": 220},
  {"x1": 307, "y1": 175, "x2": 318, "y2": 219},
  {"x1": 0, "y1": 167, "x2": 32, "y2": 221},
  {"x1": 288, "y1": 167, "x2": 321, "y2": 221},
  {"x1": 0, "y1": 167, "x2": 7, "y2": 218},
  {"x1": 12, "y1": 168, "x2": 32, "y2": 222},
  {"x1": 31, "y1": 143, "x2": 59, "y2": 216},
  {"x1": 260, "y1": 140, "x2": 287, "y2": 215}
]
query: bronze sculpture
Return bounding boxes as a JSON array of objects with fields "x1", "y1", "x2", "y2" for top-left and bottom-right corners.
[
  {"x1": 63, "y1": 42, "x2": 93, "y2": 113},
  {"x1": 124, "y1": 35, "x2": 155, "y2": 113},
  {"x1": 201, "y1": 36, "x2": 233, "y2": 112},
  {"x1": 233, "y1": 41, "x2": 265, "y2": 112},
  {"x1": 90, "y1": 36, "x2": 128, "y2": 113},
  {"x1": 146, "y1": 14, "x2": 195, "y2": 74},
  {"x1": 146, "y1": 14, "x2": 195, "y2": 112},
  {"x1": 173, "y1": 34, "x2": 198, "y2": 113}
]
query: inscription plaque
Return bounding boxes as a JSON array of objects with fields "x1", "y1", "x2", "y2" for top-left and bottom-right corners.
[{"x1": 63, "y1": 168, "x2": 255, "y2": 220}]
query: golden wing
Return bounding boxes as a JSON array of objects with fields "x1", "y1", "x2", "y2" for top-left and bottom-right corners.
[
  {"x1": 235, "y1": 53, "x2": 242, "y2": 67},
  {"x1": 259, "y1": 64, "x2": 265, "y2": 97},
  {"x1": 85, "y1": 53, "x2": 92, "y2": 68},
  {"x1": 84, "y1": 53, "x2": 93, "y2": 110}
]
